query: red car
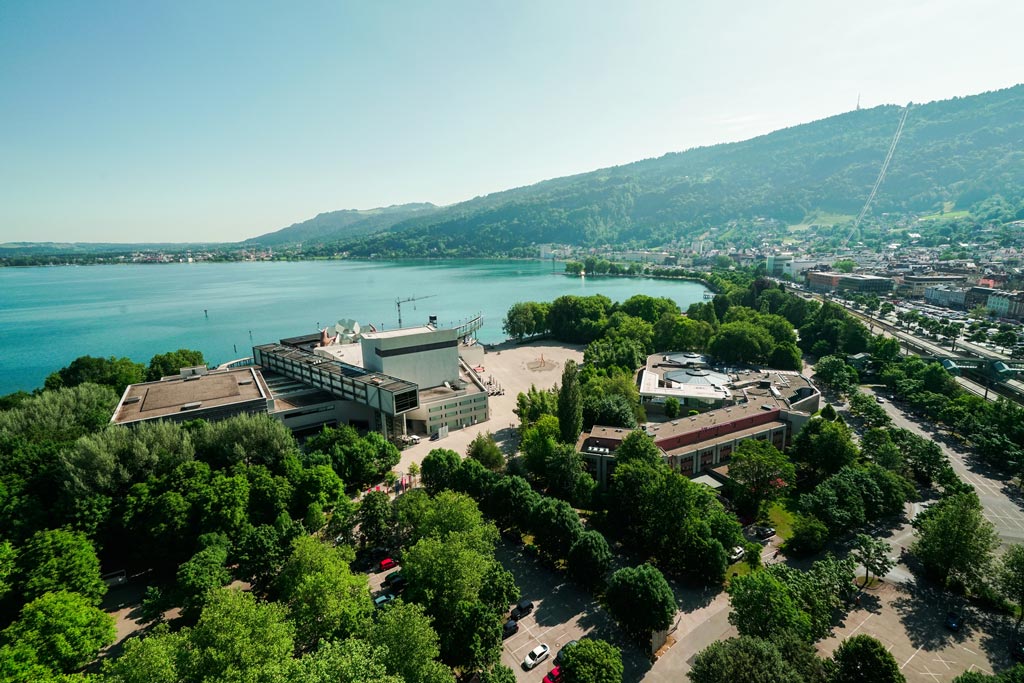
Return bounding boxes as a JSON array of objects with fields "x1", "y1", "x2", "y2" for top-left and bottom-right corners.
[
  {"x1": 543, "y1": 666, "x2": 563, "y2": 683},
  {"x1": 378, "y1": 557, "x2": 397, "y2": 571}
]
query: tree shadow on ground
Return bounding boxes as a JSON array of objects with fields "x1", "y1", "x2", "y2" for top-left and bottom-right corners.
[{"x1": 891, "y1": 580, "x2": 980, "y2": 650}]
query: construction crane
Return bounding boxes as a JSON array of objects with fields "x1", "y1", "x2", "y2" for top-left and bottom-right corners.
[
  {"x1": 842, "y1": 103, "x2": 911, "y2": 248},
  {"x1": 396, "y1": 294, "x2": 436, "y2": 328}
]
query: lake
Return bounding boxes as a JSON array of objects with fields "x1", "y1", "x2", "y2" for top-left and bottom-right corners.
[{"x1": 0, "y1": 259, "x2": 710, "y2": 394}]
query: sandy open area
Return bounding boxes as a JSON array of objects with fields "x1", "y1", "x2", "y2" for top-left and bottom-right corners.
[{"x1": 393, "y1": 340, "x2": 584, "y2": 479}]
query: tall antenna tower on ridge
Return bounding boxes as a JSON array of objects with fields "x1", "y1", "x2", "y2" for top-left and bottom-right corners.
[{"x1": 856, "y1": 93, "x2": 861, "y2": 111}]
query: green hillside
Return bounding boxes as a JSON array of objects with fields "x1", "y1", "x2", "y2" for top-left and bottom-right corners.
[
  {"x1": 254, "y1": 85, "x2": 1024, "y2": 255},
  {"x1": 245, "y1": 202, "x2": 439, "y2": 246}
]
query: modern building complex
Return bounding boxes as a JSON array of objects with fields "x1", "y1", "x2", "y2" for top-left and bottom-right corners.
[
  {"x1": 112, "y1": 316, "x2": 489, "y2": 440},
  {"x1": 806, "y1": 271, "x2": 894, "y2": 294},
  {"x1": 899, "y1": 274, "x2": 968, "y2": 297},
  {"x1": 579, "y1": 358, "x2": 821, "y2": 487}
]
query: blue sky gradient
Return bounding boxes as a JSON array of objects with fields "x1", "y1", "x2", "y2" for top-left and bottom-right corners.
[{"x1": 2, "y1": 0, "x2": 1022, "y2": 243}]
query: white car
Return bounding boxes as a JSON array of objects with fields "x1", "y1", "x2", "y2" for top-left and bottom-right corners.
[
  {"x1": 729, "y1": 546, "x2": 745, "y2": 562},
  {"x1": 523, "y1": 644, "x2": 550, "y2": 670}
]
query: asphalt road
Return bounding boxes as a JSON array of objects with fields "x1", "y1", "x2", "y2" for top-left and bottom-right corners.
[{"x1": 863, "y1": 386, "x2": 1024, "y2": 547}]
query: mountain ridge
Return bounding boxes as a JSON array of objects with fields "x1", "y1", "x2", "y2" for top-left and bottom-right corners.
[{"x1": 249, "y1": 84, "x2": 1023, "y2": 255}]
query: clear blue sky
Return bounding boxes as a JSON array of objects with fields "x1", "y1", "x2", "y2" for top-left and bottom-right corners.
[{"x1": 1, "y1": 0, "x2": 1022, "y2": 244}]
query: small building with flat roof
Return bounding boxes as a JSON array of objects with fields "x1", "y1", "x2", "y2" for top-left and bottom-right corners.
[{"x1": 111, "y1": 366, "x2": 270, "y2": 426}]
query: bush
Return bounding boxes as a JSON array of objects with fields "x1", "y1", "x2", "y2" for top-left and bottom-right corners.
[{"x1": 784, "y1": 514, "x2": 829, "y2": 556}]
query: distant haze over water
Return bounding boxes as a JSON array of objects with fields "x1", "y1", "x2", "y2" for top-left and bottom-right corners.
[{"x1": 0, "y1": 260, "x2": 710, "y2": 395}]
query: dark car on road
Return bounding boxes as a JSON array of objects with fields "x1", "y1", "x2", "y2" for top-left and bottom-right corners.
[{"x1": 753, "y1": 526, "x2": 776, "y2": 539}]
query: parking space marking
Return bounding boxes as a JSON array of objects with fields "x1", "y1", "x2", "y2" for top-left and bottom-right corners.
[
  {"x1": 932, "y1": 656, "x2": 957, "y2": 670},
  {"x1": 848, "y1": 612, "x2": 873, "y2": 636},
  {"x1": 961, "y1": 646, "x2": 977, "y2": 655},
  {"x1": 901, "y1": 646, "x2": 922, "y2": 670},
  {"x1": 969, "y1": 664, "x2": 994, "y2": 674},
  {"x1": 917, "y1": 668, "x2": 943, "y2": 682}
]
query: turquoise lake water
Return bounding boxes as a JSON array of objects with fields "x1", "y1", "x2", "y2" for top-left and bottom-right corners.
[{"x1": 0, "y1": 260, "x2": 710, "y2": 394}]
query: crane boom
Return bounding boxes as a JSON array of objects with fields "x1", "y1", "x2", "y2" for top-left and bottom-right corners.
[{"x1": 396, "y1": 294, "x2": 436, "y2": 328}]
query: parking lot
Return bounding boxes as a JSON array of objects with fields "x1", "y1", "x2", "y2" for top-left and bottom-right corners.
[
  {"x1": 495, "y1": 544, "x2": 652, "y2": 682},
  {"x1": 816, "y1": 581, "x2": 1013, "y2": 682}
]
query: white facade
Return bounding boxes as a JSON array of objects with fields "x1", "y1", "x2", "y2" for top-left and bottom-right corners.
[{"x1": 360, "y1": 326, "x2": 461, "y2": 390}]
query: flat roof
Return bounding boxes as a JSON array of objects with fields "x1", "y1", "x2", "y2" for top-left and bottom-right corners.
[
  {"x1": 112, "y1": 367, "x2": 268, "y2": 424},
  {"x1": 644, "y1": 399, "x2": 787, "y2": 442},
  {"x1": 662, "y1": 421, "x2": 787, "y2": 457},
  {"x1": 360, "y1": 325, "x2": 435, "y2": 340},
  {"x1": 313, "y1": 342, "x2": 365, "y2": 367}
]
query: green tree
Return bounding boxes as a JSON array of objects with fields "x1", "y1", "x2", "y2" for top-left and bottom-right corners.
[
  {"x1": 912, "y1": 492, "x2": 999, "y2": 588},
  {"x1": 558, "y1": 638, "x2": 623, "y2": 683},
  {"x1": 2, "y1": 590, "x2": 115, "y2": 672},
  {"x1": 274, "y1": 537, "x2": 372, "y2": 649},
  {"x1": 727, "y1": 439, "x2": 795, "y2": 516},
  {"x1": 605, "y1": 564, "x2": 677, "y2": 640},
  {"x1": 146, "y1": 349, "x2": 206, "y2": 381},
  {"x1": 175, "y1": 544, "x2": 231, "y2": 621},
  {"x1": 663, "y1": 396, "x2": 681, "y2": 419},
  {"x1": 530, "y1": 497, "x2": 583, "y2": 559},
  {"x1": 367, "y1": 600, "x2": 448, "y2": 683},
  {"x1": 813, "y1": 355, "x2": 858, "y2": 393},
  {"x1": 709, "y1": 321, "x2": 774, "y2": 364},
  {"x1": 768, "y1": 341, "x2": 803, "y2": 371},
  {"x1": 100, "y1": 623, "x2": 186, "y2": 683},
  {"x1": 614, "y1": 430, "x2": 662, "y2": 467},
  {"x1": 557, "y1": 360, "x2": 583, "y2": 444},
  {"x1": 791, "y1": 419, "x2": 858, "y2": 479},
  {"x1": 785, "y1": 514, "x2": 830, "y2": 556},
  {"x1": 467, "y1": 432, "x2": 504, "y2": 471},
  {"x1": 44, "y1": 355, "x2": 145, "y2": 394},
  {"x1": 421, "y1": 448, "x2": 462, "y2": 495},
  {"x1": 183, "y1": 589, "x2": 295, "y2": 681},
  {"x1": 997, "y1": 545, "x2": 1024, "y2": 628},
  {"x1": 727, "y1": 571, "x2": 811, "y2": 642},
  {"x1": 17, "y1": 528, "x2": 107, "y2": 606},
  {"x1": 568, "y1": 530, "x2": 613, "y2": 589},
  {"x1": 851, "y1": 534, "x2": 895, "y2": 587},
  {"x1": 690, "y1": 636, "x2": 803, "y2": 683},
  {"x1": 357, "y1": 490, "x2": 394, "y2": 548},
  {"x1": 446, "y1": 600, "x2": 502, "y2": 671},
  {"x1": 293, "y1": 639, "x2": 400, "y2": 683},
  {"x1": 830, "y1": 635, "x2": 905, "y2": 683}
]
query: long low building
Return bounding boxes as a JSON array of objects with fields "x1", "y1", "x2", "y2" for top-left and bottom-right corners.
[
  {"x1": 578, "y1": 370, "x2": 819, "y2": 487},
  {"x1": 112, "y1": 317, "x2": 490, "y2": 441}
]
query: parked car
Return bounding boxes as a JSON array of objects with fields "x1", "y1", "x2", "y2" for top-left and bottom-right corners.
[
  {"x1": 408, "y1": 435, "x2": 421, "y2": 444},
  {"x1": 373, "y1": 593, "x2": 395, "y2": 609},
  {"x1": 378, "y1": 557, "x2": 397, "y2": 572},
  {"x1": 523, "y1": 644, "x2": 550, "y2": 670},
  {"x1": 945, "y1": 611, "x2": 964, "y2": 631},
  {"x1": 729, "y1": 546, "x2": 745, "y2": 562},
  {"x1": 430, "y1": 432, "x2": 440, "y2": 441},
  {"x1": 753, "y1": 526, "x2": 775, "y2": 539},
  {"x1": 511, "y1": 598, "x2": 534, "y2": 620},
  {"x1": 502, "y1": 619, "x2": 519, "y2": 639},
  {"x1": 876, "y1": 396, "x2": 886, "y2": 404},
  {"x1": 383, "y1": 570, "x2": 402, "y2": 586},
  {"x1": 542, "y1": 666, "x2": 563, "y2": 683},
  {"x1": 554, "y1": 640, "x2": 578, "y2": 665}
]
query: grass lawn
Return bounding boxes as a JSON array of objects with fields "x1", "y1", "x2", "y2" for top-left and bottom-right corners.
[
  {"x1": 725, "y1": 560, "x2": 754, "y2": 586},
  {"x1": 767, "y1": 502, "x2": 796, "y2": 540},
  {"x1": 918, "y1": 209, "x2": 969, "y2": 221}
]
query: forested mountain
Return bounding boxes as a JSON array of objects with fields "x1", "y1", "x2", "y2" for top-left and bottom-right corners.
[
  {"x1": 244, "y1": 202, "x2": 439, "y2": 246},
  {"x1": 252, "y1": 84, "x2": 1024, "y2": 255}
]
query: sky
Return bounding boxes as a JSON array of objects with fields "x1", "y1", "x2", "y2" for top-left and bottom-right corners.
[{"x1": 1, "y1": 0, "x2": 1022, "y2": 244}]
